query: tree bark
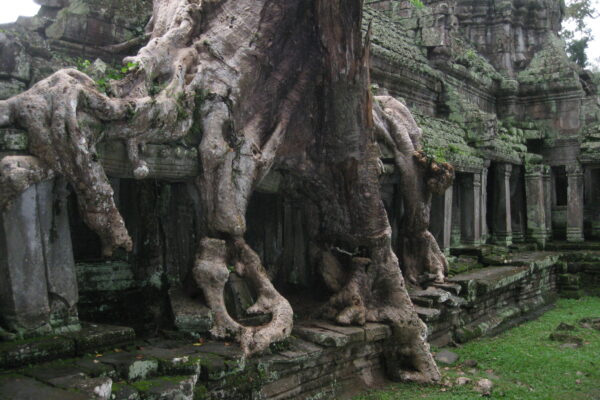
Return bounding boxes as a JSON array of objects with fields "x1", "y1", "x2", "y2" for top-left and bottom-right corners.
[{"x1": 0, "y1": 0, "x2": 445, "y2": 382}]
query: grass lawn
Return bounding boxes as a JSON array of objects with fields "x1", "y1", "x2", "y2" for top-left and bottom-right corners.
[{"x1": 354, "y1": 297, "x2": 600, "y2": 399}]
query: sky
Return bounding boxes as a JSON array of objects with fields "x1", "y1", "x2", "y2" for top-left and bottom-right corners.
[{"x1": 1, "y1": 0, "x2": 600, "y2": 66}]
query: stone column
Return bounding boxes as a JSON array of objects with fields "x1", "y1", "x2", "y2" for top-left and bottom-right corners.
[
  {"x1": 589, "y1": 168, "x2": 600, "y2": 239},
  {"x1": 492, "y1": 163, "x2": 513, "y2": 246},
  {"x1": 524, "y1": 165, "x2": 547, "y2": 246},
  {"x1": 433, "y1": 185, "x2": 454, "y2": 254},
  {"x1": 460, "y1": 173, "x2": 481, "y2": 246},
  {"x1": 510, "y1": 166, "x2": 526, "y2": 243},
  {"x1": 0, "y1": 179, "x2": 79, "y2": 336},
  {"x1": 480, "y1": 165, "x2": 489, "y2": 244},
  {"x1": 566, "y1": 164, "x2": 585, "y2": 242},
  {"x1": 542, "y1": 167, "x2": 553, "y2": 241},
  {"x1": 451, "y1": 183, "x2": 461, "y2": 247}
]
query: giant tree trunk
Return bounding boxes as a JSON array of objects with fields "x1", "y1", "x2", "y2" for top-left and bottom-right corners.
[{"x1": 0, "y1": 0, "x2": 444, "y2": 382}]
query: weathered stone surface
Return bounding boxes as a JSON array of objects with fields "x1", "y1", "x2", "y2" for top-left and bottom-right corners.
[
  {"x1": 0, "y1": 375, "x2": 88, "y2": 400},
  {"x1": 292, "y1": 324, "x2": 350, "y2": 348},
  {"x1": 168, "y1": 288, "x2": 213, "y2": 336},
  {"x1": 434, "y1": 349, "x2": 459, "y2": 365},
  {"x1": 68, "y1": 323, "x2": 135, "y2": 355},
  {"x1": 0, "y1": 335, "x2": 75, "y2": 370}
]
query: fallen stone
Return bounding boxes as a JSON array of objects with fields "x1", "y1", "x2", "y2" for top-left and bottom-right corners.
[
  {"x1": 434, "y1": 349, "x2": 459, "y2": 365},
  {"x1": 463, "y1": 359, "x2": 478, "y2": 368},
  {"x1": 111, "y1": 384, "x2": 140, "y2": 400},
  {"x1": 549, "y1": 333, "x2": 583, "y2": 346},
  {"x1": 556, "y1": 322, "x2": 576, "y2": 331},
  {"x1": 475, "y1": 378, "x2": 493, "y2": 396},
  {"x1": 579, "y1": 317, "x2": 600, "y2": 331},
  {"x1": 51, "y1": 375, "x2": 112, "y2": 400},
  {"x1": 130, "y1": 375, "x2": 197, "y2": 400},
  {"x1": 560, "y1": 343, "x2": 580, "y2": 349},
  {"x1": 456, "y1": 377, "x2": 471, "y2": 385}
]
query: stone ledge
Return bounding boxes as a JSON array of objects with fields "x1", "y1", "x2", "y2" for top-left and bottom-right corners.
[{"x1": 0, "y1": 323, "x2": 135, "y2": 370}]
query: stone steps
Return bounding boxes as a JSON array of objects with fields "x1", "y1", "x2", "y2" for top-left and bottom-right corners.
[{"x1": 0, "y1": 323, "x2": 134, "y2": 371}]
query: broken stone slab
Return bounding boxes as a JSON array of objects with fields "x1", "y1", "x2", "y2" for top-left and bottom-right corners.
[
  {"x1": 409, "y1": 295, "x2": 435, "y2": 308},
  {"x1": 0, "y1": 335, "x2": 75, "y2": 370},
  {"x1": 168, "y1": 287, "x2": 213, "y2": 335},
  {"x1": 363, "y1": 323, "x2": 391, "y2": 342},
  {"x1": 96, "y1": 352, "x2": 160, "y2": 381},
  {"x1": 111, "y1": 383, "x2": 140, "y2": 400},
  {"x1": 129, "y1": 375, "x2": 198, "y2": 400},
  {"x1": 0, "y1": 375, "x2": 88, "y2": 400},
  {"x1": 431, "y1": 281, "x2": 462, "y2": 295},
  {"x1": 50, "y1": 375, "x2": 112, "y2": 400},
  {"x1": 434, "y1": 349, "x2": 459, "y2": 365},
  {"x1": 137, "y1": 343, "x2": 205, "y2": 376},
  {"x1": 74, "y1": 357, "x2": 117, "y2": 378},
  {"x1": 292, "y1": 324, "x2": 350, "y2": 348},
  {"x1": 549, "y1": 333, "x2": 583, "y2": 347},
  {"x1": 309, "y1": 321, "x2": 366, "y2": 343},
  {"x1": 413, "y1": 306, "x2": 441, "y2": 322},
  {"x1": 556, "y1": 322, "x2": 576, "y2": 331},
  {"x1": 579, "y1": 317, "x2": 600, "y2": 331},
  {"x1": 22, "y1": 361, "x2": 86, "y2": 384},
  {"x1": 475, "y1": 378, "x2": 493, "y2": 396},
  {"x1": 410, "y1": 287, "x2": 452, "y2": 305},
  {"x1": 67, "y1": 323, "x2": 136, "y2": 355}
]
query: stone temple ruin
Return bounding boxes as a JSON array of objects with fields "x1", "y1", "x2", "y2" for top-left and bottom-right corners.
[{"x1": 1, "y1": 0, "x2": 600, "y2": 398}]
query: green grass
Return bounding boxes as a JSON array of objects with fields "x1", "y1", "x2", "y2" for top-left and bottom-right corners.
[{"x1": 355, "y1": 297, "x2": 600, "y2": 399}]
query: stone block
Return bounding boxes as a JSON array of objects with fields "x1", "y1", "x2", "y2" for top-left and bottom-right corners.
[
  {"x1": 292, "y1": 324, "x2": 349, "y2": 347},
  {"x1": 168, "y1": 287, "x2": 213, "y2": 335},
  {"x1": 310, "y1": 321, "x2": 365, "y2": 343},
  {"x1": 0, "y1": 335, "x2": 76, "y2": 370},
  {"x1": 0, "y1": 375, "x2": 88, "y2": 400},
  {"x1": 68, "y1": 323, "x2": 135, "y2": 355}
]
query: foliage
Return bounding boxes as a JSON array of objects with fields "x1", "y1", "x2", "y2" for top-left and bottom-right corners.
[
  {"x1": 567, "y1": 37, "x2": 590, "y2": 67},
  {"x1": 561, "y1": 0, "x2": 598, "y2": 67},
  {"x1": 408, "y1": 0, "x2": 424, "y2": 8},
  {"x1": 354, "y1": 297, "x2": 600, "y2": 399},
  {"x1": 76, "y1": 59, "x2": 139, "y2": 94}
]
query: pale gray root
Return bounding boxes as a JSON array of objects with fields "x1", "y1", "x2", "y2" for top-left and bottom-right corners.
[
  {"x1": 318, "y1": 230, "x2": 441, "y2": 383},
  {"x1": 234, "y1": 238, "x2": 294, "y2": 355},
  {"x1": 374, "y1": 95, "x2": 453, "y2": 285},
  {"x1": 368, "y1": 239, "x2": 441, "y2": 383},
  {"x1": 0, "y1": 156, "x2": 54, "y2": 210},
  {"x1": 193, "y1": 238, "x2": 243, "y2": 339}
]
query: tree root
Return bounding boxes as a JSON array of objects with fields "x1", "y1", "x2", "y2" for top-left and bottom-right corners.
[
  {"x1": 193, "y1": 237, "x2": 293, "y2": 356},
  {"x1": 318, "y1": 234, "x2": 441, "y2": 383}
]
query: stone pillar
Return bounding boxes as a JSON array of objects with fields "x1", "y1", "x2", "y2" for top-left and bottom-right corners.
[
  {"x1": 480, "y1": 165, "x2": 489, "y2": 244},
  {"x1": 510, "y1": 166, "x2": 526, "y2": 243},
  {"x1": 438, "y1": 186, "x2": 454, "y2": 254},
  {"x1": 492, "y1": 163, "x2": 513, "y2": 246},
  {"x1": 542, "y1": 167, "x2": 552, "y2": 241},
  {"x1": 588, "y1": 168, "x2": 600, "y2": 239},
  {"x1": 524, "y1": 165, "x2": 547, "y2": 246},
  {"x1": 566, "y1": 164, "x2": 584, "y2": 242},
  {"x1": 0, "y1": 179, "x2": 79, "y2": 337},
  {"x1": 451, "y1": 183, "x2": 461, "y2": 247},
  {"x1": 460, "y1": 173, "x2": 481, "y2": 246}
]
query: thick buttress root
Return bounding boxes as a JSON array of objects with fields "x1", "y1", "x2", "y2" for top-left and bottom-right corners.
[
  {"x1": 318, "y1": 234, "x2": 441, "y2": 383},
  {"x1": 193, "y1": 237, "x2": 293, "y2": 356},
  {"x1": 374, "y1": 96, "x2": 454, "y2": 285}
]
